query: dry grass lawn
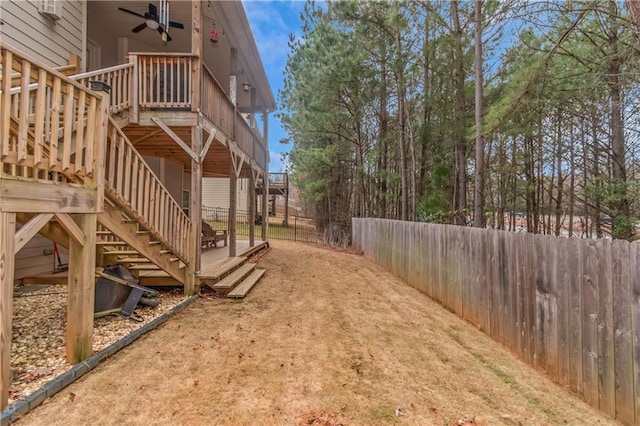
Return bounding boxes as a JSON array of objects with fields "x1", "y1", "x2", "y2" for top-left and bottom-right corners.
[{"x1": 16, "y1": 241, "x2": 616, "y2": 425}]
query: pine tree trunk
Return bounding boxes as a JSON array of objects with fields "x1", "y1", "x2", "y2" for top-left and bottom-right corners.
[
  {"x1": 473, "y1": 0, "x2": 485, "y2": 228},
  {"x1": 452, "y1": 0, "x2": 467, "y2": 225}
]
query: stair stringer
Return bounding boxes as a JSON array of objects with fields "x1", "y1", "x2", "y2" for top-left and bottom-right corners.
[{"x1": 98, "y1": 206, "x2": 186, "y2": 284}]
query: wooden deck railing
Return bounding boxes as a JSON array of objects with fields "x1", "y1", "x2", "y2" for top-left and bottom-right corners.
[
  {"x1": 268, "y1": 173, "x2": 288, "y2": 189},
  {"x1": 131, "y1": 53, "x2": 194, "y2": 110},
  {"x1": 70, "y1": 63, "x2": 134, "y2": 114},
  {"x1": 201, "y1": 65, "x2": 233, "y2": 137},
  {"x1": 105, "y1": 117, "x2": 192, "y2": 262},
  {"x1": 201, "y1": 65, "x2": 268, "y2": 170},
  {"x1": 1, "y1": 43, "x2": 107, "y2": 188}
]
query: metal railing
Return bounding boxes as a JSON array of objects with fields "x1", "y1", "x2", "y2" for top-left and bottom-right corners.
[{"x1": 202, "y1": 205, "x2": 319, "y2": 244}]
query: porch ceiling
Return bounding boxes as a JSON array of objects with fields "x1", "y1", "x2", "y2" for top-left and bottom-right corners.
[{"x1": 121, "y1": 125, "x2": 256, "y2": 178}]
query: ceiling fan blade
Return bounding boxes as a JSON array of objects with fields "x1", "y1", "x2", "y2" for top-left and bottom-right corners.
[
  {"x1": 158, "y1": 27, "x2": 172, "y2": 42},
  {"x1": 168, "y1": 21, "x2": 184, "y2": 29},
  {"x1": 148, "y1": 3, "x2": 158, "y2": 19},
  {"x1": 118, "y1": 7, "x2": 146, "y2": 19},
  {"x1": 132, "y1": 22, "x2": 148, "y2": 33}
]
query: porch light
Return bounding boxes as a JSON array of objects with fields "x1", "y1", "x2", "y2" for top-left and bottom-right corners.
[
  {"x1": 242, "y1": 81, "x2": 250, "y2": 92},
  {"x1": 210, "y1": 29, "x2": 218, "y2": 43}
]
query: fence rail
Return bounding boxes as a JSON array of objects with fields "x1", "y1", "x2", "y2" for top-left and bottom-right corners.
[
  {"x1": 203, "y1": 205, "x2": 319, "y2": 244},
  {"x1": 352, "y1": 218, "x2": 639, "y2": 425}
]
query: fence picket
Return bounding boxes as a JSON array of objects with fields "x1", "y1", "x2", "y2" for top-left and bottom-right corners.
[
  {"x1": 545, "y1": 235, "x2": 559, "y2": 380},
  {"x1": 568, "y1": 237, "x2": 583, "y2": 395},
  {"x1": 597, "y1": 239, "x2": 615, "y2": 417},
  {"x1": 630, "y1": 242, "x2": 640, "y2": 424},
  {"x1": 351, "y1": 219, "x2": 638, "y2": 424},
  {"x1": 612, "y1": 239, "x2": 634, "y2": 424},
  {"x1": 556, "y1": 236, "x2": 570, "y2": 387}
]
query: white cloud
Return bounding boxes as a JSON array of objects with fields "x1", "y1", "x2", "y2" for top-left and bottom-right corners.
[
  {"x1": 269, "y1": 149, "x2": 290, "y2": 172},
  {"x1": 243, "y1": 1, "x2": 303, "y2": 68}
]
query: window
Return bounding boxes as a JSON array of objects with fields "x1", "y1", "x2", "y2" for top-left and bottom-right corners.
[{"x1": 182, "y1": 190, "x2": 190, "y2": 217}]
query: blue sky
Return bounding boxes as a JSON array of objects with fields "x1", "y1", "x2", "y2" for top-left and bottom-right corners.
[{"x1": 244, "y1": 1, "x2": 305, "y2": 172}]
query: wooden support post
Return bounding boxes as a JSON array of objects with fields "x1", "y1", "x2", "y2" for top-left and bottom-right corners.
[
  {"x1": 249, "y1": 167, "x2": 256, "y2": 247},
  {"x1": 67, "y1": 53, "x2": 81, "y2": 74},
  {"x1": 262, "y1": 171, "x2": 269, "y2": 242},
  {"x1": 1, "y1": 213, "x2": 16, "y2": 410},
  {"x1": 229, "y1": 161, "x2": 237, "y2": 257},
  {"x1": 188, "y1": 127, "x2": 203, "y2": 295},
  {"x1": 183, "y1": 0, "x2": 203, "y2": 295},
  {"x1": 66, "y1": 213, "x2": 97, "y2": 364},
  {"x1": 284, "y1": 173, "x2": 289, "y2": 228},
  {"x1": 262, "y1": 112, "x2": 269, "y2": 242},
  {"x1": 250, "y1": 88, "x2": 257, "y2": 128},
  {"x1": 191, "y1": 0, "x2": 202, "y2": 111},
  {"x1": 129, "y1": 54, "x2": 139, "y2": 123}
]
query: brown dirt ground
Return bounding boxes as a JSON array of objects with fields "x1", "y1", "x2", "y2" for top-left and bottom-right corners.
[{"x1": 15, "y1": 241, "x2": 616, "y2": 426}]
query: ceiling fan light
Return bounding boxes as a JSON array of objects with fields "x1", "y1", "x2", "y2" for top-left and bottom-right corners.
[{"x1": 146, "y1": 19, "x2": 159, "y2": 30}]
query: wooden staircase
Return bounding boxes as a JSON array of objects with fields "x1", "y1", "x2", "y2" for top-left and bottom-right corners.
[
  {"x1": 205, "y1": 257, "x2": 265, "y2": 299},
  {"x1": 96, "y1": 203, "x2": 186, "y2": 284},
  {"x1": 3, "y1": 43, "x2": 269, "y2": 293}
]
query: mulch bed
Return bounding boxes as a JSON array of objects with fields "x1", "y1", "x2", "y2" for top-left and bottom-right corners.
[{"x1": 9, "y1": 285, "x2": 188, "y2": 406}]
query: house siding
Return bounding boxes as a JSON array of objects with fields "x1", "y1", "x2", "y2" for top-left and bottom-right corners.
[
  {"x1": 0, "y1": 0, "x2": 84, "y2": 68},
  {"x1": 14, "y1": 231, "x2": 59, "y2": 282},
  {"x1": 202, "y1": 178, "x2": 250, "y2": 211}
]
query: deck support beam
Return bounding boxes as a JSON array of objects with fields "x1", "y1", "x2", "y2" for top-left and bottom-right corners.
[
  {"x1": 14, "y1": 213, "x2": 54, "y2": 254},
  {"x1": 184, "y1": 0, "x2": 203, "y2": 295},
  {"x1": 262, "y1": 112, "x2": 269, "y2": 242},
  {"x1": 188, "y1": 127, "x2": 202, "y2": 295},
  {"x1": 229, "y1": 161, "x2": 237, "y2": 257},
  {"x1": 1, "y1": 212, "x2": 16, "y2": 410},
  {"x1": 262, "y1": 170, "x2": 269, "y2": 242},
  {"x1": 248, "y1": 163, "x2": 256, "y2": 247},
  {"x1": 151, "y1": 117, "x2": 198, "y2": 162},
  {"x1": 66, "y1": 213, "x2": 96, "y2": 364}
]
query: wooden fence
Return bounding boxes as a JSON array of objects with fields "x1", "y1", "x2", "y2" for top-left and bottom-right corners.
[{"x1": 352, "y1": 218, "x2": 639, "y2": 425}]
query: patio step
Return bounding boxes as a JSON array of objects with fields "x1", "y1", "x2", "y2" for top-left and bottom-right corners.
[
  {"x1": 227, "y1": 268, "x2": 265, "y2": 299},
  {"x1": 209, "y1": 263, "x2": 255, "y2": 294},
  {"x1": 199, "y1": 256, "x2": 247, "y2": 281}
]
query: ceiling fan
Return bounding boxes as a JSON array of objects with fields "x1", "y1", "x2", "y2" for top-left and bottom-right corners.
[{"x1": 118, "y1": 2, "x2": 184, "y2": 42}]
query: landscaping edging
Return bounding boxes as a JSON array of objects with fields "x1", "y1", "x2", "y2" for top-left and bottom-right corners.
[{"x1": 1, "y1": 294, "x2": 199, "y2": 425}]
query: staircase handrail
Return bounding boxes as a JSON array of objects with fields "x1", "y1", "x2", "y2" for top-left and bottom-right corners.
[
  {"x1": 1, "y1": 42, "x2": 107, "y2": 188},
  {"x1": 70, "y1": 63, "x2": 134, "y2": 114},
  {"x1": 105, "y1": 116, "x2": 192, "y2": 262}
]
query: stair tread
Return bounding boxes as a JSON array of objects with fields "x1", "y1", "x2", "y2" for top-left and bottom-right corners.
[
  {"x1": 211, "y1": 263, "x2": 255, "y2": 290},
  {"x1": 102, "y1": 250, "x2": 139, "y2": 255},
  {"x1": 119, "y1": 257, "x2": 178, "y2": 263},
  {"x1": 127, "y1": 263, "x2": 161, "y2": 271},
  {"x1": 198, "y1": 257, "x2": 247, "y2": 280},
  {"x1": 117, "y1": 257, "x2": 151, "y2": 263},
  {"x1": 96, "y1": 241, "x2": 127, "y2": 245},
  {"x1": 227, "y1": 269, "x2": 265, "y2": 298}
]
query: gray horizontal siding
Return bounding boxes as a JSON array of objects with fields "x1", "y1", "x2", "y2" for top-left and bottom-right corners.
[
  {"x1": 0, "y1": 0, "x2": 83, "y2": 67},
  {"x1": 15, "y1": 234, "x2": 56, "y2": 281}
]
